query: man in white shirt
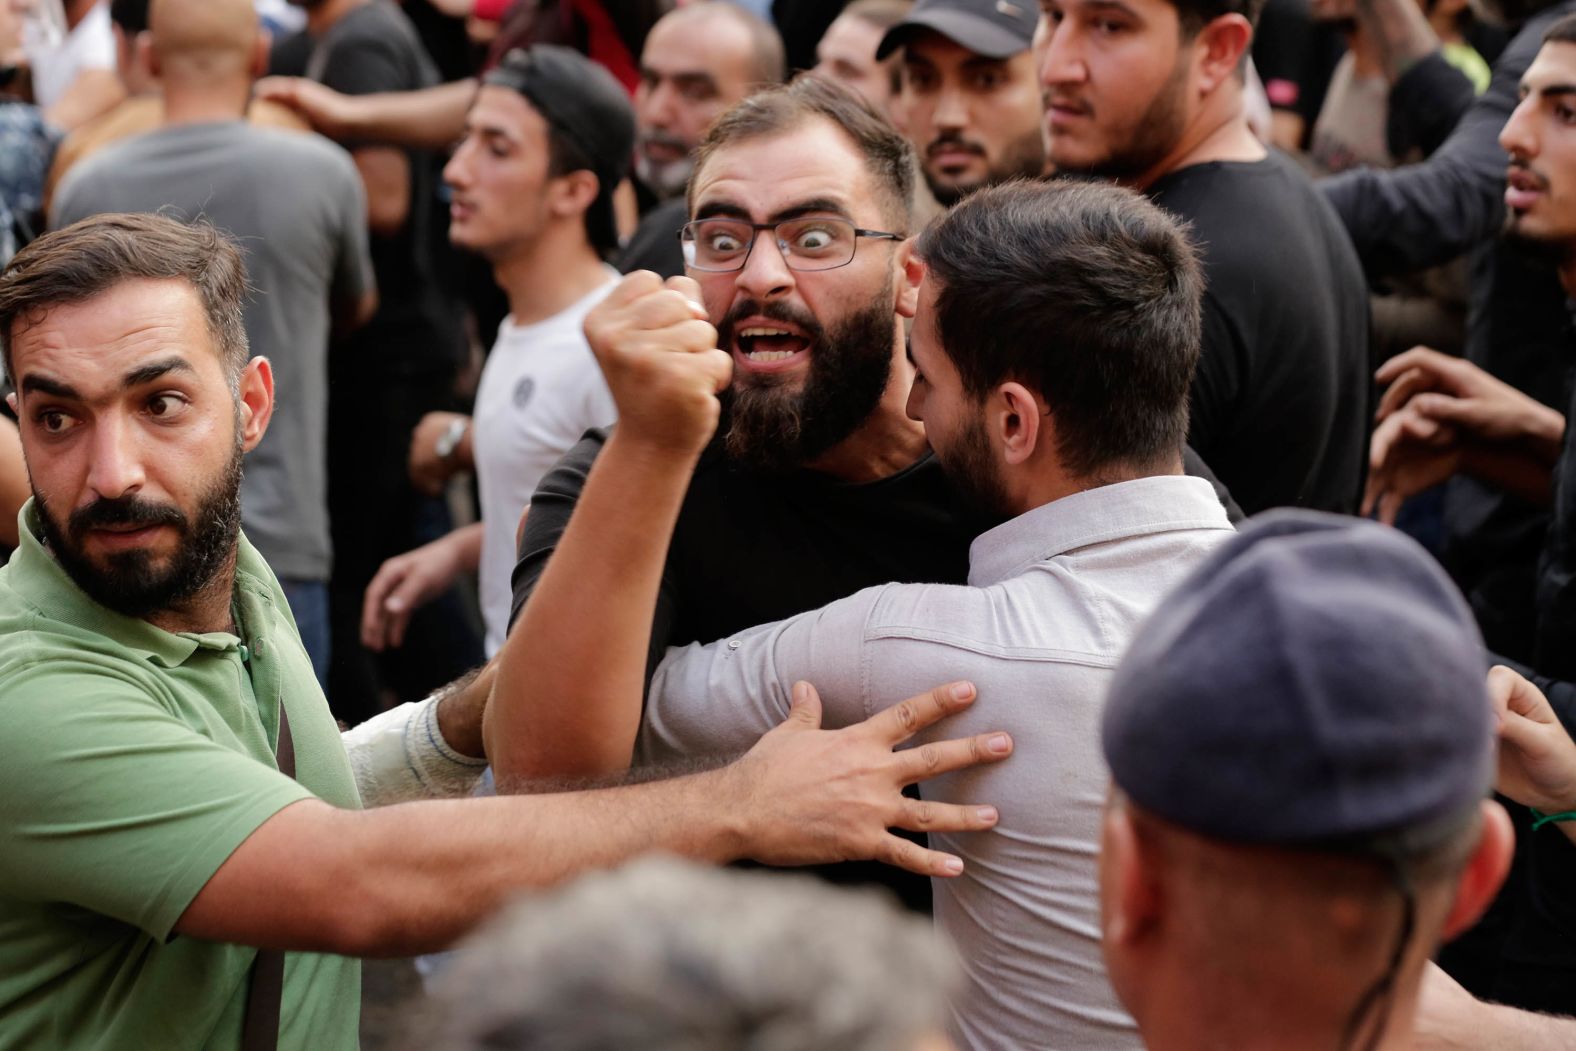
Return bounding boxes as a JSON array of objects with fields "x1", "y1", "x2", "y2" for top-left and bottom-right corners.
[
  {"x1": 488, "y1": 175, "x2": 1235, "y2": 1049},
  {"x1": 361, "y1": 45, "x2": 627, "y2": 656}
]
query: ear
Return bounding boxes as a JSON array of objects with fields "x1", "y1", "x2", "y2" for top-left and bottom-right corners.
[
  {"x1": 896, "y1": 241, "x2": 922, "y2": 320},
  {"x1": 1439, "y1": 801, "x2": 1515, "y2": 942},
  {"x1": 1102, "y1": 804, "x2": 1163, "y2": 948},
  {"x1": 139, "y1": 31, "x2": 159, "y2": 80},
  {"x1": 551, "y1": 170, "x2": 602, "y2": 223},
  {"x1": 5, "y1": 391, "x2": 16, "y2": 418},
  {"x1": 250, "y1": 32, "x2": 270, "y2": 79},
  {"x1": 994, "y1": 381, "x2": 1045, "y2": 467},
  {"x1": 237, "y1": 356, "x2": 274, "y2": 453},
  {"x1": 1192, "y1": 14, "x2": 1253, "y2": 94}
]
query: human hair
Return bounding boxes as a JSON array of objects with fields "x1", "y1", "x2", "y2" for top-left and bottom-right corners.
[
  {"x1": 1170, "y1": 0, "x2": 1264, "y2": 36},
  {"x1": 1544, "y1": 10, "x2": 1576, "y2": 43},
  {"x1": 544, "y1": 122, "x2": 619, "y2": 257},
  {"x1": 402, "y1": 858, "x2": 958, "y2": 1051},
  {"x1": 0, "y1": 213, "x2": 250, "y2": 385},
  {"x1": 690, "y1": 75, "x2": 915, "y2": 227},
  {"x1": 916, "y1": 180, "x2": 1201, "y2": 479},
  {"x1": 110, "y1": 0, "x2": 151, "y2": 33}
]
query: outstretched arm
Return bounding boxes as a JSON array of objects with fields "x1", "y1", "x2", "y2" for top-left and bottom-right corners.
[
  {"x1": 487, "y1": 272, "x2": 731, "y2": 784},
  {"x1": 253, "y1": 77, "x2": 476, "y2": 150}
]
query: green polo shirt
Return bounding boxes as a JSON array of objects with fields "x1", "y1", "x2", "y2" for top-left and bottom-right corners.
[{"x1": 0, "y1": 502, "x2": 362, "y2": 1050}]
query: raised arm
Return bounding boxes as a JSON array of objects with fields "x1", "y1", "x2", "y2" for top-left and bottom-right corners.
[
  {"x1": 253, "y1": 77, "x2": 477, "y2": 150},
  {"x1": 487, "y1": 272, "x2": 731, "y2": 784},
  {"x1": 181, "y1": 680, "x2": 1010, "y2": 956}
]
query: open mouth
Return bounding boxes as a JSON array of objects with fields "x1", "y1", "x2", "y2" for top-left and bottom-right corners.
[{"x1": 735, "y1": 325, "x2": 813, "y2": 369}]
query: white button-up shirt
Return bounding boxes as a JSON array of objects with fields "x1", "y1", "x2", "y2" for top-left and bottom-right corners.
[{"x1": 644, "y1": 474, "x2": 1236, "y2": 1051}]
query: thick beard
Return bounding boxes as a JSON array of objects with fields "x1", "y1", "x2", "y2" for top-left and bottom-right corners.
[
  {"x1": 925, "y1": 128, "x2": 1049, "y2": 207},
  {"x1": 1052, "y1": 54, "x2": 1190, "y2": 182},
  {"x1": 936, "y1": 413, "x2": 1014, "y2": 522},
  {"x1": 718, "y1": 276, "x2": 898, "y2": 474},
  {"x1": 36, "y1": 439, "x2": 245, "y2": 619}
]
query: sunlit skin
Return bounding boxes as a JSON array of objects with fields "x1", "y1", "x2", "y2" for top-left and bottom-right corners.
[
  {"x1": 1500, "y1": 42, "x2": 1576, "y2": 257},
  {"x1": 1033, "y1": 0, "x2": 1259, "y2": 186},
  {"x1": 814, "y1": 14, "x2": 897, "y2": 110},
  {"x1": 5, "y1": 278, "x2": 273, "y2": 635},
  {"x1": 687, "y1": 118, "x2": 918, "y2": 390},
  {"x1": 444, "y1": 85, "x2": 555, "y2": 259},
  {"x1": 901, "y1": 31, "x2": 1046, "y2": 202},
  {"x1": 635, "y1": 10, "x2": 759, "y2": 194}
]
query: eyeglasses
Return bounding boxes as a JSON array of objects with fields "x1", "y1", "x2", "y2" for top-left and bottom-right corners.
[{"x1": 679, "y1": 217, "x2": 906, "y2": 273}]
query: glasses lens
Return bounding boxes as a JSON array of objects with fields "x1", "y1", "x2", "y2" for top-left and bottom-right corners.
[
  {"x1": 776, "y1": 217, "x2": 855, "y2": 271},
  {"x1": 684, "y1": 220, "x2": 754, "y2": 271}
]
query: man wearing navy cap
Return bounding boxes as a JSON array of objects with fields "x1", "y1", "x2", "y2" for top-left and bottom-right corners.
[
  {"x1": 879, "y1": 0, "x2": 1047, "y2": 206},
  {"x1": 1098, "y1": 512, "x2": 1515, "y2": 1050}
]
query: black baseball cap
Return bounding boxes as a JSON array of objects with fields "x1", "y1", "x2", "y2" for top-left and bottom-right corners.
[
  {"x1": 1102, "y1": 510, "x2": 1495, "y2": 854},
  {"x1": 876, "y1": 0, "x2": 1039, "y2": 60},
  {"x1": 484, "y1": 46, "x2": 636, "y2": 248}
]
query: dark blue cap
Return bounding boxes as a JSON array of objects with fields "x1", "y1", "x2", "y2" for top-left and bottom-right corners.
[
  {"x1": 876, "y1": 0, "x2": 1038, "y2": 60},
  {"x1": 1102, "y1": 510, "x2": 1495, "y2": 851}
]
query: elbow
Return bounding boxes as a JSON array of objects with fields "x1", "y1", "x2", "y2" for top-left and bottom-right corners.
[{"x1": 366, "y1": 194, "x2": 410, "y2": 237}]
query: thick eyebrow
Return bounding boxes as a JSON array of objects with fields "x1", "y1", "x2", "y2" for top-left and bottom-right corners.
[
  {"x1": 1523, "y1": 82, "x2": 1576, "y2": 100},
  {"x1": 693, "y1": 197, "x2": 856, "y2": 223},
  {"x1": 122, "y1": 356, "x2": 197, "y2": 388},
  {"x1": 18, "y1": 373, "x2": 81, "y2": 400}
]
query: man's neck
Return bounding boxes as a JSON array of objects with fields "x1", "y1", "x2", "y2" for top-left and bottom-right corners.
[
  {"x1": 161, "y1": 80, "x2": 250, "y2": 126},
  {"x1": 492, "y1": 228, "x2": 610, "y2": 328},
  {"x1": 144, "y1": 557, "x2": 240, "y2": 637},
  {"x1": 803, "y1": 351, "x2": 929, "y2": 483},
  {"x1": 306, "y1": 0, "x2": 369, "y2": 36},
  {"x1": 1011, "y1": 454, "x2": 1184, "y2": 516},
  {"x1": 1121, "y1": 85, "x2": 1266, "y2": 192}
]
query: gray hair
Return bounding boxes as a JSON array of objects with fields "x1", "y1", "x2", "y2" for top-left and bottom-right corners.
[{"x1": 404, "y1": 857, "x2": 958, "y2": 1051}]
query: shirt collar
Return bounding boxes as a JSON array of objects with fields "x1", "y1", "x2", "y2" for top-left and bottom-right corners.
[
  {"x1": 8, "y1": 499, "x2": 268, "y2": 668},
  {"x1": 967, "y1": 475, "x2": 1234, "y2": 587}
]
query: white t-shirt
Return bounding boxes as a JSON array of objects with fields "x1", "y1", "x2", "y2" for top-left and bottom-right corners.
[
  {"x1": 473, "y1": 272, "x2": 619, "y2": 654},
  {"x1": 25, "y1": 1, "x2": 114, "y2": 109}
]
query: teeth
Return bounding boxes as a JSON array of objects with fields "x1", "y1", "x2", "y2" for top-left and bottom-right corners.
[
  {"x1": 746, "y1": 350, "x2": 796, "y2": 362},
  {"x1": 740, "y1": 327, "x2": 794, "y2": 338}
]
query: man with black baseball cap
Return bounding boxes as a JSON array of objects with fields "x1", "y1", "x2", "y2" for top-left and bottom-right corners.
[
  {"x1": 365, "y1": 45, "x2": 633, "y2": 660},
  {"x1": 1099, "y1": 512, "x2": 1515, "y2": 1051},
  {"x1": 876, "y1": 0, "x2": 1046, "y2": 206}
]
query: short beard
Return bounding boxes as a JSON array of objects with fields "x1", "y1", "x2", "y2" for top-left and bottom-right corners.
[
  {"x1": 1052, "y1": 53, "x2": 1190, "y2": 182},
  {"x1": 36, "y1": 440, "x2": 245, "y2": 619},
  {"x1": 717, "y1": 278, "x2": 898, "y2": 474},
  {"x1": 925, "y1": 128, "x2": 1048, "y2": 207},
  {"x1": 634, "y1": 148, "x2": 693, "y2": 201},
  {"x1": 936, "y1": 412, "x2": 1013, "y2": 522}
]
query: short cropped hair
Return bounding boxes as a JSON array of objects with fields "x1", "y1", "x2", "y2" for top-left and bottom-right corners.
[
  {"x1": 0, "y1": 213, "x2": 250, "y2": 385},
  {"x1": 1172, "y1": 0, "x2": 1263, "y2": 35},
  {"x1": 1545, "y1": 10, "x2": 1576, "y2": 43},
  {"x1": 404, "y1": 858, "x2": 958, "y2": 1051},
  {"x1": 690, "y1": 75, "x2": 915, "y2": 226},
  {"x1": 917, "y1": 180, "x2": 1202, "y2": 479}
]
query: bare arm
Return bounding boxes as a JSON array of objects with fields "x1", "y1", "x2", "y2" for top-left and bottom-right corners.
[
  {"x1": 253, "y1": 76, "x2": 476, "y2": 150},
  {"x1": 353, "y1": 146, "x2": 411, "y2": 237},
  {"x1": 42, "y1": 68, "x2": 124, "y2": 131},
  {"x1": 1352, "y1": 0, "x2": 1440, "y2": 82},
  {"x1": 1413, "y1": 961, "x2": 1576, "y2": 1048},
  {"x1": 180, "y1": 681, "x2": 1009, "y2": 956},
  {"x1": 488, "y1": 272, "x2": 730, "y2": 783}
]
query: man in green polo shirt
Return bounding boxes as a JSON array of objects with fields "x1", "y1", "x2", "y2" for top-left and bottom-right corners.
[{"x1": 0, "y1": 212, "x2": 1012, "y2": 1050}]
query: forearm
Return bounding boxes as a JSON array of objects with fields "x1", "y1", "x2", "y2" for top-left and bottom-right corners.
[
  {"x1": 445, "y1": 521, "x2": 485, "y2": 576},
  {"x1": 490, "y1": 431, "x2": 698, "y2": 783},
  {"x1": 1355, "y1": 0, "x2": 1440, "y2": 82},
  {"x1": 351, "y1": 79, "x2": 475, "y2": 149},
  {"x1": 181, "y1": 770, "x2": 744, "y2": 957},
  {"x1": 1460, "y1": 443, "x2": 1556, "y2": 507}
]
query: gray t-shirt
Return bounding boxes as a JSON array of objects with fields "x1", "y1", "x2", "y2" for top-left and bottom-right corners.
[{"x1": 53, "y1": 121, "x2": 374, "y2": 580}]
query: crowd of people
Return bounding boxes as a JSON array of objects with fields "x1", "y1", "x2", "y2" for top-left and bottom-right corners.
[{"x1": 4, "y1": 0, "x2": 1576, "y2": 1047}]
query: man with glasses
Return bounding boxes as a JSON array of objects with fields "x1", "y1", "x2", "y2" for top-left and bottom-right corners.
[{"x1": 489, "y1": 163, "x2": 1239, "y2": 1046}]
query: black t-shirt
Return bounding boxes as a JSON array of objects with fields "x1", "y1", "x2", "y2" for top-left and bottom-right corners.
[
  {"x1": 1146, "y1": 151, "x2": 1371, "y2": 515},
  {"x1": 1533, "y1": 314, "x2": 1576, "y2": 681},
  {"x1": 617, "y1": 196, "x2": 687, "y2": 279},
  {"x1": 270, "y1": 2, "x2": 464, "y2": 377},
  {"x1": 1253, "y1": 0, "x2": 1346, "y2": 146}
]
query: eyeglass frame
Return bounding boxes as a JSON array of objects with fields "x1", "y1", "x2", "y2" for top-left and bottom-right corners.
[{"x1": 677, "y1": 217, "x2": 907, "y2": 273}]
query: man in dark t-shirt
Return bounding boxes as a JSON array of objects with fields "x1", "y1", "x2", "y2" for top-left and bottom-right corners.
[
  {"x1": 1038, "y1": 0, "x2": 1371, "y2": 514},
  {"x1": 273, "y1": 0, "x2": 478, "y2": 722}
]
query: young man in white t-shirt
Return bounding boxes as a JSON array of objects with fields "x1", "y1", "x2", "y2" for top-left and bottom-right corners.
[{"x1": 361, "y1": 46, "x2": 630, "y2": 656}]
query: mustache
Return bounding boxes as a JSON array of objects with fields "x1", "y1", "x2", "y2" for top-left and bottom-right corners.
[
  {"x1": 638, "y1": 129, "x2": 690, "y2": 153},
  {"x1": 69, "y1": 495, "x2": 187, "y2": 537},
  {"x1": 1507, "y1": 161, "x2": 1550, "y2": 193},
  {"x1": 717, "y1": 299, "x2": 825, "y2": 349},
  {"x1": 926, "y1": 131, "x2": 986, "y2": 159},
  {"x1": 1041, "y1": 91, "x2": 1092, "y2": 116}
]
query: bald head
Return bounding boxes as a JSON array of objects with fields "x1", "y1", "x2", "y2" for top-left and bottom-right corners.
[
  {"x1": 149, "y1": 0, "x2": 260, "y2": 81},
  {"x1": 654, "y1": 1, "x2": 786, "y2": 86}
]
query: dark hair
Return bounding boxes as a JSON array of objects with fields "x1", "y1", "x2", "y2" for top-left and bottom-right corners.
[
  {"x1": 0, "y1": 213, "x2": 250, "y2": 384},
  {"x1": 689, "y1": 75, "x2": 915, "y2": 226},
  {"x1": 543, "y1": 125, "x2": 619, "y2": 257},
  {"x1": 1545, "y1": 10, "x2": 1576, "y2": 43},
  {"x1": 110, "y1": 0, "x2": 151, "y2": 34},
  {"x1": 1171, "y1": 0, "x2": 1264, "y2": 35},
  {"x1": 917, "y1": 180, "x2": 1202, "y2": 478}
]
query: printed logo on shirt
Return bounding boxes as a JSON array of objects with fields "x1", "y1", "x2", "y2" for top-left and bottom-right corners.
[{"x1": 514, "y1": 377, "x2": 536, "y2": 410}]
